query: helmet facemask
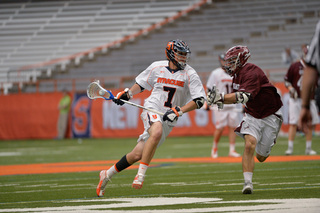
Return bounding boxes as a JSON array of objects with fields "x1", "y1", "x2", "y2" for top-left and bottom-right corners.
[
  {"x1": 174, "y1": 50, "x2": 190, "y2": 69},
  {"x1": 223, "y1": 54, "x2": 241, "y2": 76}
]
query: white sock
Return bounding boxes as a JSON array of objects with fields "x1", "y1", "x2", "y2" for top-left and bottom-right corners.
[
  {"x1": 243, "y1": 172, "x2": 253, "y2": 183},
  {"x1": 229, "y1": 143, "x2": 235, "y2": 153},
  {"x1": 288, "y1": 140, "x2": 294, "y2": 150},
  {"x1": 306, "y1": 141, "x2": 312, "y2": 150},
  {"x1": 137, "y1": 162, "x2": 149, "y2": 176},
  {"x1": 107, "y1": 165, "x2": 118, "y2": 179}
]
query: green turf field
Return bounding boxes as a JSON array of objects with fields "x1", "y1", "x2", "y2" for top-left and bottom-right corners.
[{"x1": 0, "y1": 135, "x2": 319, "y2": 212}]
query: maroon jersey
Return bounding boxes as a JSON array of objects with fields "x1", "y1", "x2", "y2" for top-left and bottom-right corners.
[
  {"x1": 284, "y1": 60, "x2": 317, "y2": 99},
  {"x1": 232, "y1": 63, "x2": 283, "y2": 118},
  {"x1": 284, "y1": 61, "x2": 303, "y2": 98}
]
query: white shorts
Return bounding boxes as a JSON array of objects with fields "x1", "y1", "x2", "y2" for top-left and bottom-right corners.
[
  {"x1": 137, "y1": 110, "x2": 173, "y2": 147},
  {"x1": 214, "y1": 109, "x2": 241, "y2": 129},
  {"x1": 289, "y1": 98, "x2": 319, "y2": 125},
  {"x1": 235, "y1": 109, "x2": 283, "y2": 157}
]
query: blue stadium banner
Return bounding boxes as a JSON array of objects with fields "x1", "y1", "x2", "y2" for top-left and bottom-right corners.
[{"x1": 71, "y1": 93, "x2": 91, "y2": 138}]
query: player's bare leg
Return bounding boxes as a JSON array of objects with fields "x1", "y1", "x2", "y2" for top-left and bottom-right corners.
[
  {"x1": 305, "y1": 125, "x2": 317, "y2": 155},
  {"x1": 228, "y1": 126, "x2": 241, "y2": 157},
  {"x1": 126, "y1": 140, "x2": 145, "y2": 164},
  {"x1": 132, "y1": 121, "x2": 162, "y2": 189},
  {"x1": 285, "y1": 124, "x2": 297, "y2": 155},
  {"x1": 242, "y1": 134, "x2": 256, "y2": 194},
  {"x1": 211, "y1": 128, "x2": 223, "y2": 158},
  {"x1": 96, "y1": 141, "x2": 145, "y2": 196}
]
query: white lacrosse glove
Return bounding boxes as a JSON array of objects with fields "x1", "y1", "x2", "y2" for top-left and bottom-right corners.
[
  {"x1": 207, "y1": 86, "x2": 224, "y2": 109},
  {"x1": 163, "y1": 106, "x2": 183, "y2": 122},
  {"x1": 289, "y1": 87, "x2": 298, "y2": 100}
]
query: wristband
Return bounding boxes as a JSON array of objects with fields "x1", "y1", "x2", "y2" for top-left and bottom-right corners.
[{"x1": 220, "y1": 92, "x2": 225, "y2": 102}]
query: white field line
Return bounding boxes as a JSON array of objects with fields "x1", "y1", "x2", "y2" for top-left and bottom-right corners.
[
  {"x1": 1, "y1": 181, "x2": 319, "y2": 195},
  {"x1": 0, "y1": 198, "x2": 319, "y2": 213},
  {"x1": 0, "y1": 152, "x2": 21, "y2": 157}
]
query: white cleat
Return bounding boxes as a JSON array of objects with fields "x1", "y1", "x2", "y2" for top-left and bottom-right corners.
[
  {"x1": 211, "y1": 149, "x2": 218, "y2": 158},
  {"x1": 305, "y1": 149, "x2": 317, "y2": 155},
  {"x1": 285, "y1": 149, "x2": 293, "y2": 155},
  {"x1": 229, "y1": 151, "x2": 241, "y2": 157},
  {"x1": 242, "y1": 182, "x2": 253, "y2": 194},
  {"x1": 96, "y1": 170, "x2": 111, "y2": 197},
  {"x1": 132, "y1": 173, "x2": 145, "y2": 189}
]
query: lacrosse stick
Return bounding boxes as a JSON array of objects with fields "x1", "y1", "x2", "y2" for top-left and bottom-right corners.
[{"x1": 87, "y1": 81, "x2": 164, "y2": 116}]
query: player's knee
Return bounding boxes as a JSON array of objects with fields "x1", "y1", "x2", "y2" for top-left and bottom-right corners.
[
  {"x1": 244, "y1": 135, "x2": 257, "y2": 154},
  {"x1": 149, "y1": 132, "x2": 162, "y2": 145},
  {"x1": 244, "y1": 140, "x2": 256, "y2": 152},
  {"x1": 149, "y1": 123, "x2": 163, "y2": 141},
  {"x1": 256, "y1": 154, "x2": 268, "y2": 162}
]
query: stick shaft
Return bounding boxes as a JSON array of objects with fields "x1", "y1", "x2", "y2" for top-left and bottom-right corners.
[
  {"x1": 120, "y1": 99, "x2": 164, "y2": 116},
  {"x1": 87, "y1": 81, "x2": 164, "y2": 116}
]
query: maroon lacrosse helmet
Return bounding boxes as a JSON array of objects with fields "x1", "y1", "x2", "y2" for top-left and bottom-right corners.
[{"x1": 223, "y1": 45, "x2": 251, "y2": 76}]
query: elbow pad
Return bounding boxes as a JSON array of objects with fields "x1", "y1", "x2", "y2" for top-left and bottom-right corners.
[
  {"x1": 135, "y1": 82, "x2": 145, "y2": 92},
  {"x1": 284, "y1": 80, "x2": 292, "y2": 88},
  {"x1": 235, "y1": 92, "x2": 250, "y2": 104},
  {"x1": 193, "y1": 97, "x2": 205, "y2": 109}
]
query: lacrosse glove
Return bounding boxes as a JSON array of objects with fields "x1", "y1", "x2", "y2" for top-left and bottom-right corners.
[
  {"x1": 289, "y1": 87, "x2": 298, "y2": 100},
  {"x1": 207, "y1": 87, "x2": 224, "y2": 107},
  {"x1": 163, "y1": 106, "x2": 183, "y2": 122},
  {"x1": 113, "y1": 88, "x2": 133, "y2": 106}
]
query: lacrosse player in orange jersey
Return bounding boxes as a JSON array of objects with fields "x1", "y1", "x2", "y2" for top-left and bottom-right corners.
[{"x1": 96, "y1": 39, "x2": 206, "y2": 196}]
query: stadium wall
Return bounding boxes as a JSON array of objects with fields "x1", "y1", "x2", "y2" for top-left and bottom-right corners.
[{"x1": 0, "y1": 83, "x2": 319, "y2": 140}]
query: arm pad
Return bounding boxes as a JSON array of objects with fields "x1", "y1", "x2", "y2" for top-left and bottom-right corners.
[
  {"x1": 135, "y1": 82, "x2": 145, "y2": 92},
  {"x1": 235, "y1": 92, "x2": 250, "y2": 104},
  {"x1": 193, "y1": 97, "x2": 205, "y2": 109},
  {"x1": 284, "y1": 80, "x2": 292, "y2": 88}
]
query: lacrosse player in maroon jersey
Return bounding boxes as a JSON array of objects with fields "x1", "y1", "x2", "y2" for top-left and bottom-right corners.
[
  {"x1": 207, "y1": 45, "x2": 283, "y2": 194},
  {"x1": 96, "y1": 39, "x2": 206, "y2": 197},
  {"x1": 299, "y1": 20, "x2": 320, "y2": 133},
  {"x1": 284, "y1": 44, "x2": 319, "y2": 156}
]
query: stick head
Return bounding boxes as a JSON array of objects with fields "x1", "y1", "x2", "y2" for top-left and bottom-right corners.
[{"x1": 87, "y1": 81, "x2": 114, "y2": 100}]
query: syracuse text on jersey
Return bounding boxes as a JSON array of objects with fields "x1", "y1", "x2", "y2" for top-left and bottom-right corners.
[{"x1": 157, "y1": 77, "x2": 185, "y2": 87}]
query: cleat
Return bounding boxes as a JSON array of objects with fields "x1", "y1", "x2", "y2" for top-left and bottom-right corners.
[
  {"x1": 132, "y1": 173, "x2": 145, "y2": 189},
  {"x1": 211, "y1": 149, "x2": 218, "y2": 158},
  {"x1": 229, "y1": 151, "x2": 241, "y2": 157},
  {"x1": 305, "y1": 149, "x2": 317, "y2": 155},
  {"x1": 242, "y1": 182, "x2": 253, "y2": 194},
  {"x1": 96, "y1": 170, "x2": 111, "y2": 197},
  {"x1": 285, "y1": 149, "x2": 293, "y2": 155}
]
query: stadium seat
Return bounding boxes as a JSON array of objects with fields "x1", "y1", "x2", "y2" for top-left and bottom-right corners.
[{"x1": 0, "y1": 0, "x2": 319, "y2": 93}]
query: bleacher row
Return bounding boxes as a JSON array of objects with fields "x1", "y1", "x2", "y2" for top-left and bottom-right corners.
[
  {"x1": 54, "y1": 0, "x2": 319, "y2": 92},
  {"x1": 0, "y1": 0, "x2": 203, "y2": 93},
  {"x1": 188, "y1": 0, "x2": 319, "y2": 72},
  {"x1": 0, "y1": 0, "x2": 319, "y2": 93}
]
